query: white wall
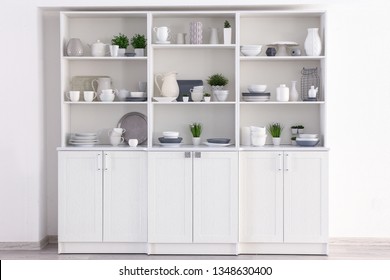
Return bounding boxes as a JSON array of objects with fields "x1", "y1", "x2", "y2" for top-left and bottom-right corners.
[{"x1": 1, "y1": 0, "x2": 390, "y2": 243}]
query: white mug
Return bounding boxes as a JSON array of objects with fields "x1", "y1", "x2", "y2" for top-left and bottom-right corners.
[
  {"x1": 109, "y1": 45, "x2": 119, "y2": 57},
  {"x1": 110, "y1": 135, "x2": 124, "y2": 146},
  {"x1": 101, "y1": 89, "x2": 118, "y2": 95},
  {"x1": 128, "y1": 139, "x2": 138, "y2": 147},
  {"x1": 153, "y1": 26, "x2": 170, "y2": 42},
  {"x1": 108, "y1": 128, "x2": 126, "y2": 137},
  {"x1": 66, "y1": 91, "x2": 80, "y2": 102},
  {"x1": 83, "y1": 91, "x2": 96, "y2": 102}
]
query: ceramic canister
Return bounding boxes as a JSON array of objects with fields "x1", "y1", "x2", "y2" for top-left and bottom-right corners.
[{"x1": 276, "y1": 84, "x2": 289, "y2": 102}]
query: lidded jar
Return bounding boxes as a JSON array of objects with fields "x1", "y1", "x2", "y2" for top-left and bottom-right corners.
[
  {"x1": 66, "y1": 38, "x2": 84, "y2": 56},
  {"x1": 276, "y1": 84, "x2": 289, "y2": 102}
]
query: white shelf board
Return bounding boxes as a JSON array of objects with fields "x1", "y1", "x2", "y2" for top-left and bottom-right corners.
[
  {"x1": 57, "y1": 145, "x2": 148, "y2": 151},
  {"x1": 152, "y1": 101, "x2": 235, "y2": 105},
  {"x1": 62, "y1": 56, "x2": 147, "y2": 61},
  {"x1": 239, "y1": 101, "x2": 325, "y2": 105},
  {"x1": 152, "y1": 44, "x2": 235, "y2": 49},
  {"x1": 240, "y1": 56, "x2": 325, "y2": 61},
  {"x1": 64, "y1": 101, "x2": 148, "y2": 105},
  {"x1": 240, "y1": 145, "x2": 329, "y2": 151},
  {"x1": 150, "y1": 144, "x2": 238, "y2": 151}
]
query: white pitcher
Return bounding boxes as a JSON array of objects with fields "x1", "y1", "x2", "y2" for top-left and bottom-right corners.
[
  {"x1": 154, "y1": 71, "x2": 179, "y2": 97},
  {"x1": 91, "y1": 77, "x2": 112, "y2": 95}
]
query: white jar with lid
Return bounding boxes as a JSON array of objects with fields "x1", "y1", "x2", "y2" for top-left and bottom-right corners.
[{"x1": 276, "y1": 84, "x2": 289, "y2": 102}]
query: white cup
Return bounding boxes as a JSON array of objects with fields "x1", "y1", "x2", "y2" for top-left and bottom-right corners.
[
  {"x1": 66, "y1": 91, "x2": 80, "y2": 102},
  {"x1": 101, "y1": 89, "x2": 117, "y2": 95},
  {"x1": 128, "y1": 139, "x2": 138, "y2": 147},
  {"x1": 109, "y1": 45, "x2": 119, "y2": 57},
  {"x1": 110, "y1": 135, "x2": 124, "y2": 146},
  {"x1": 117, "y1": 89, "x2": 130, "y2": 100},
  {"x1": 108, "y1": 128, "x2": 126, "y2": 137},
  {"x1": 153, "y1": 26, "x2": 170, "y2": 42},
  {"x1": 83, "y1": 91, "x2": 96, "y2": 102},
  {"x1": 176, "y1": 33, "x2": 185, "y2": 44}
]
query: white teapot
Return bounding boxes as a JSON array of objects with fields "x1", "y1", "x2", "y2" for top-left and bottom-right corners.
[
  {"x1": 154, "y1": 71, "x2": 179, "y2": 97},
  {"x1": 89, "y1": 40, "x2": 107, "y2": 57},
  {"x1": 308, "y1": 86, "x2": 318, "y2": 98}
]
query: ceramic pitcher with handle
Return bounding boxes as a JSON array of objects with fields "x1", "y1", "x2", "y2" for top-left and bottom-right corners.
[
  {"x1": 154, "y1": 71, "x2": 179, "y2": 97},
  {"x1": 91, "y1": 77, "x2": 112, "y2": 95}
]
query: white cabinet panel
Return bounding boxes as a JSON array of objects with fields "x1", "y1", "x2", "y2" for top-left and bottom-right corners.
[
  {"x1": 58, "y1": 151, "x2": 103, "y2": 242},
  {"x1": 148, "y1": 152, "x2": 193, "y2": 243},
  {"x1": 284, "y1": 152, "x2": 328, "y2": 243},
  {"x1": 239, "y1": 152, "x2": 283, "y2": 243},
  {"x1": 103, "y1": 152, "x2": 147, "y2": 242},
  {"x1": 193, "y1": 152, "x2": 238, "y2": 243}
]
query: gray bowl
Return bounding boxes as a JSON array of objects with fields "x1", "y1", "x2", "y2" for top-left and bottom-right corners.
[
  {"x1": 158, "y1": 137, "x2": 183, "y2": 143},
  {"x1": 296, "y1": 139, "x2": 319, "y2": 147},
  {"x1": 207, "y1": 138, "x2": 230, "y2": 144}
]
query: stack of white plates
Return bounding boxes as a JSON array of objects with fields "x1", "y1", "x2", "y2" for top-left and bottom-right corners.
[
  {"x1": 242, "y1": 92, "x2": 271, "y2": 102},
  {"x1": 69, "y1": 133, "x2": 99, "y2": 146}
]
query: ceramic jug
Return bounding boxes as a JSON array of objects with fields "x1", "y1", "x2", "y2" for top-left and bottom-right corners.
[
  {"x1": 89, "y1": 40, "x2": 107, "y2": 57},
  {"x1": 91, "y1": 77, "x2": 112, "y2": 95},
  {"x1": 308, "y1": 85, "x2": 319, "y2": 98},
  {"x1": 154, "y1": 71, "x2": 179, "y2": 97}
]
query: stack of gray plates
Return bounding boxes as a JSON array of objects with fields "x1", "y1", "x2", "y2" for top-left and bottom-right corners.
[
  {"x1": 242, "y1": 92, "x2": 271, "y2": 102},
  {"x1": 69, "y1": 133, "x2": 98, "y2": 146}
]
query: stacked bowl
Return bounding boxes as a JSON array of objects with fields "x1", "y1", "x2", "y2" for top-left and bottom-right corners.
[
  {"x1": 158, "y1": 131, "x2": 183, "y2": 147},
  {"x1": 250, "y1": 126, "x2": 267, "y2": 146},
  {"x1": 296, "y1": 134, "x2": 319, "y2": 147},
  {"x1": 240, "y1": 45, "x2": 262, "y2": 56},
  {"x1": 242, "y1": 84, "x2": 270, "y2": 102}
]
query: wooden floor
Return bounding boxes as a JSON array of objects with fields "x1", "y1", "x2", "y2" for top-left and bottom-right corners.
[{"x1": 1, "y1": 241, "x2": 390, "y2": 260}]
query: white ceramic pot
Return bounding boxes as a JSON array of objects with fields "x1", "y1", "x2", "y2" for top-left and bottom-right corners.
[
  {"x1": 66, "y1": 38, "x2": 84, "y2": 56},
  {"x1": 304, "y1": 28, "x2": 322, "y2": 56},
  {"x1": 272, "y1": 137, "x2": 281, "y2": 146},
  {"x1": 118, "y1": 48, "x2": 126, "y2": 57},
  {"x1": 192, "y1": 137, "x2": 201, "y2": 146},
  {"x1": 134, "y1": 48, "x2": 145, "y2": 57},
  {"x1": 224, "y1": 28, "x2": 232, "y2": 44},
  {"x1": 290, "y1": 81, "x2": 299, "y2": 101},
  {"x1": 276, "y1": 84, "x2": 289, "y2": 102},
  {"x1": 204, "y1": 96, "x2": 211, "y2": 102},
  {"x1": 251, "y1": 134, "x2": 267, "y2": 147}
]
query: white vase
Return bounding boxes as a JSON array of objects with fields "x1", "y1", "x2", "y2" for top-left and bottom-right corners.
[
  {"x1": 272, "y1": 137, "x2": 281, "y2": 146},
  {"x1": 66, "y1": 38, "x2": 84, "y2": 56},
  {"x1": 304, "y1": 28, "x2": 322, "y2": 56},
  {"x1": 209, "y1": 28, "x2": 219, "y2": 44},
  {"x1": 223, "y1": 28, "x2": 232, "y2": 44},
  {"x1": 276, "y1": 84, "x2": 289, "y2": 102},
  {"x1": 290, "y1": 81, "x2": 299, "y2": 101},
  {"x1": 192, "y1": 137, "x2": 201, "y2": 146},
  {"x1": 134, "y1": 48, "x2": 145, "y2": 57}
]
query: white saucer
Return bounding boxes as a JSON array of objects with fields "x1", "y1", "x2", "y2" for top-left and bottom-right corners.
[{"x1": 156, "y1": 41, "x2": 171, "y2": 44}]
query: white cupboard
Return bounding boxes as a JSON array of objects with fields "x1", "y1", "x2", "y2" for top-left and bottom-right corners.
[
  {"x1": 58, "y1": 151, "x2": 147, "y2": 253},
  {"x1": 239, "y1": 151, "x2": 328, "y2": 254},
  {"x1": 148, "y1": 151, "x2": 238, "y2": 253}
]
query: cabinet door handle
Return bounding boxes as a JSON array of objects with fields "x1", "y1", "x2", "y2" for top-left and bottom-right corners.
[
  {"x1": 104, "y1": 153, "x2": 109, "y2": 171},
  {"x1": 195, "y1": 152, "x2": 201, "y2": 158},
  {"x1": 278, "y1": 153, "x2": 283, "y2": 171},
  {"x1": 285, "y1": 153, "x2": 290, "y2": 171},
  {"x1": 97, "y1": 153, "x2": 102, "y2": 171},
  {"x1": 185, "y1": 152, "x2": 191, "y2": 158}
]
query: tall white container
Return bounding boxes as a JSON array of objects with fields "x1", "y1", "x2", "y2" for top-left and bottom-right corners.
[
  {"x1": 290, "y1": 81, "x2": 299, "y2": 101},
  {"x1": 276, "y1": 84, "x2": 289, "y2": 102},
  {"x1": 304, "y1": 28, "x2": 322, "y2": 56}
]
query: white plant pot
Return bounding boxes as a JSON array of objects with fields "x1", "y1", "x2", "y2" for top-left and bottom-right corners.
[
  {"x1": 272, "y1": 137, "x2": 281, "y2": 146},
  {"x1": 224, "y1": 28, "x2": 232, "y2": 44},
  {"x1": 118, "y1": 48, "x2": 126, "y2": 57},
  {"x1": 204, "y1": 96, "x2": 211, "y2": 102},
  {"x1": 192, "y1": 137, "x2": 201, "y2": 146},
  {"x1": 182, "y1": 96, "x2": 189, "y2": 102},
  {"x1": 134, "y1": 48, "x2": 145, "y2": 57},
  {"x1": 291, "y1": 128, "x2": 298, "y2": 134}
]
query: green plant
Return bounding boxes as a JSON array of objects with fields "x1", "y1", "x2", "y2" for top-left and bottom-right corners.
[
  {"x1": 297, "y1": 125, "x2": 304, "y2": 129},
  {"x1": 189, "y1": 122, "x2": 202, "y2": 137},
  {"x1": 224, "y1": 20, "x2": 231, "y2": 28},
  {"x1": 291, "y1": 136, "x2": 297, "y2": 141},
  {"x1": 182, "y1": 93, "x2": 189, "y2": 97},
  {"x1": 131, "y1": 34, "x2": 147, "y2": 48},
  {"x1": 111, "y1": 33, "x2": 129, "y2": 49},
  {"x1": 267, "y1": 123, "x2": 284, "y2": 138},
  {"x1": 204, "y1": 92, "x2": 211, "y2": 97},
  {"x1": 207, "y1": 73, "x2": 229, "y2": 86}
]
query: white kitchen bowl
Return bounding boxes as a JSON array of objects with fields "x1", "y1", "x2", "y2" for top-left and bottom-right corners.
[
  {"x1": 248, "y1": 84, "x2": 267, "y2": 93},
  {"x1": 130, "y1": 91, "x2": 146, "y2": 98},
  {"x1": 241, "y1": 49, "x2": 262, "y2": 56},
  {"x1": 299, "y1": 134, "x2": 319, "y2": 139},
  {"x1": 213, "y1": 90, "x2": 229, "y2": 102},
  {"x1": 162, "y1": 131, "x2": 179, "y2": 138},
  {"x1": 100, "y1": 93, "x2": 115, "y2": 102}
]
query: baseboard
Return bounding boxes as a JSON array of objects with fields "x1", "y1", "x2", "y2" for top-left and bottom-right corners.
[
  {"x1": 330, "y1": 237, "x2": 390, "y2": 246},
  {"x1": 48, "y1": 235, "x2": 58, "y2": 244},
  {"x1": 0, "y1": 236, "x2": 49, "y2": 250}
]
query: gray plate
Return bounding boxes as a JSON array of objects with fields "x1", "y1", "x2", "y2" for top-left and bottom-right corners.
[
  {"x1": 117, "y1": 112, "x2": 147, "y2": 144},
  {"x1": 207, "y1": 138, "x2": 231, "y2": 144},
  {"x1": 158, "y1": 137, "x2": 183, "y2": 143},
  {"x1": 242, "y1": 92, "x2": 270, "y2": 96},
  {"x1": 296, "y1": 139, "x2": 319, "y2": 147}
]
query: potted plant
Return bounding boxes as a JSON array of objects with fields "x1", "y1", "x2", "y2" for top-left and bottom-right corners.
[
  {"x1": 291, "y1": 125, "x2": 298, "y2": 135},
  {"x1": 182, "y1": 93, "x2": 189, "y2": 102},
  {"x1": 131, "y1": 34, "x2": 147, "y2": 57},
  {"x1": 189, "y1": 122, "x2": 202, "y2": 146},
  {"x1": 111, "y1": 33, "x2": 129, "y2": 56},
  {"x1": 291, "y1": 136, "x2": 297, "y2": 146},
  {"x1": 297, "y1": 125, "x2": 304, "y2": 134},
  {"x1": 207, "y1": 73, "x2": 229, "y2": 91},
  {"x1": 267, "y1": 122, "x2": 284, "y2": 146},
  {"x1": 224, "y1": 20, "x2": 232, "y2": 44},
  {"x1": 203, "y1": 92, "x2": 211, "y2": 102}
]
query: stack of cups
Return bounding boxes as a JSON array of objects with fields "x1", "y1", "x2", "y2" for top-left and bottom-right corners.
[
  {"x1": 190, "y1": 86, "x2": 204, "y2": 102},
  {"x1": 190, "y1": 22, "x2": 203, "y2": 44},
  {"x1": 250, "y1": 126, "x2": 267, "y2": 146},
  {"x1": 109, "y1": 128, "x2": 126, "y2": 146}
]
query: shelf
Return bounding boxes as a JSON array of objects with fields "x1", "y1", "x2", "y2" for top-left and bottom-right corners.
[
  {"x1": 152, "y1": 44, "x2": 235, "y2": 49},
  {"x1": 57, "y1": 145, "x2": 148, "y2": 151},
  {"x1": 239, "y1": 145, "x2": 329, "y2": 151},
  {"x1": 62, "y1": 56, "x2": 147, "y2": 61},
  {"x1": 152, "y1": 101, "x2": 235, "y2": 105},
  {"x1": 240, "y1": 56, "x2": 325, "y2": 61},
  {"x1": 240, "y1": 101, "x2": 325, "y2": 105},
  {"x1": 150, "y1": 144, "x2": 237, "y2": 151},
  {"x1": 64, "y1": 101, "x2": 148, "y2": 105}
]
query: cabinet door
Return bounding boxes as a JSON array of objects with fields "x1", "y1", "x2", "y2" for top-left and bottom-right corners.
[
  {"x1": 148, "y1": 152, "x2": 193, "y2": 243},
  {"x1": 284, "y1": 152, "x2": 328, "y2": 243},
  {"x1": 193, "y1": 152, "x2": 238, "y2": 243},
  {"x1": 103, "y1": 151, "x2": 147, "y2": 242},
  {"x1": 239, "y1": 152, "x2": 283, "y2": 243},
  {"x1": 58, "y1": 151, "x2": 103, "y2": 242}
]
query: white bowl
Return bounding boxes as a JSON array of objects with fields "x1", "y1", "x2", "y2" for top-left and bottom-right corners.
[
  {"x1": 241, "y1": 45, "x2": 262, "y2": 49},
  {"x1": 130, "y1": 91, "x2": 145, "y2": 98},
  {"x1": 241, "y1": 49, "x2": 262, "y2": 56},
  {"x1": 251, "y1": 134, "x2": 267, "y2": 146},
  {"x1": 213, "y1": 90, "x2": 229, "y2": 102},
  {"x1": 248, "y1": 84, "x2": 267, "y2": 93},
  {"x1": 162, "y1": 131, "x2": 179, "y2": 138},
  {"x1": 299, "y1": 134, "x2": 319, "y2": 139},
  {"x1": 100, "y1": 93, "x2": 115, "y2": 102}
]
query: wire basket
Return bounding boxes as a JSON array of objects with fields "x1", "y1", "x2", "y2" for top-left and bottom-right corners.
[{"x1": 301, "y1": 67, "x2": 320, "y2": 101}]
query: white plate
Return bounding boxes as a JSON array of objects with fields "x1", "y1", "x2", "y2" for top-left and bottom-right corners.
[
  {"x1": 153, "y1": 97, "x2": 177, "y2": 102},
  {"x1": 203, "y1": 142, "x2": 232, "y2": 147},
  {"x1": 159, "y1": 143, "x2": 181, "y2": 147},
  {"x1": 72, "y1": 135, "x2": 98, "y2": 140},
  {"x1": 75, "y1": 133, "x2": 97, "y2": 137},
  {"x1": 155, "y1": 41, "x2": 171, "y2": 44},
  {"x1": 69, "y1": 143, "x2": 97, "y2": 147},
  {"x1": 70, "y1": 139, "x2": 99, "y2": 143},
  {"x1": 269, "y1": 41, "x2": 299, "y2": 46}
]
